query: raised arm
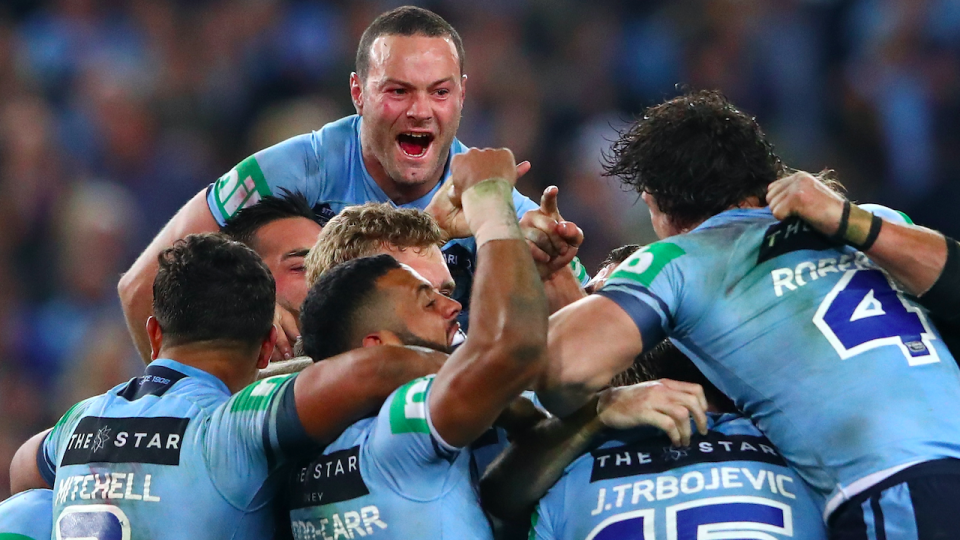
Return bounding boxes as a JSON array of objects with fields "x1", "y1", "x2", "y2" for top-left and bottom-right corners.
[
  {"x1": 768, "y1": 172, "x2": 958, "y2": 319},
  {"x1": 293, "y1": 345, "x2": 446, "y2": 445},
  {"x1": 428, "y1": 148, "x2": 549, "y2": 448},
  {"x1": 118, "y1": 190, "x2": 220, "y2": 362}
]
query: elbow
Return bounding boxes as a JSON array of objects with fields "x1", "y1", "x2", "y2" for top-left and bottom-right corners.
[{"x1": 117, "y1": 269, "x2": 140, "y2": 308}]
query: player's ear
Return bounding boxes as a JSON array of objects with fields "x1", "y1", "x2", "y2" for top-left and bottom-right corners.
[
  {"x1": 146, "y1": 317, "x2": 163, "y2": 362},
  {"x1": 258, "y1": 326, "x2": 279, "y2": 369},
  {"x1": 361, "y1": 333, "x2": 384, "y2": 348},
  {"x1": 460, "y1": 73, "x2": 467, "y2": 102},
  {"x1": 350, "y1": 72, "x2": 364, "y2": 114}
]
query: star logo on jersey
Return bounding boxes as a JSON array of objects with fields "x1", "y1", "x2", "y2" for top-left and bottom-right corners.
[
  {"x1": 661, "y1": 446, "x2": 688, "y2": 462},
  {"x1": 92, "y1": 426, "x2": 112, "y2": 453}
]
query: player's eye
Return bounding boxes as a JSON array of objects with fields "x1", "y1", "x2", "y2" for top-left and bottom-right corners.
[
  {"x1": 389, "y1": 88, "x2": 406, "y2": 95},
  {"x1": 435, "y1": 88, "x2": 450, "y2": 97}
]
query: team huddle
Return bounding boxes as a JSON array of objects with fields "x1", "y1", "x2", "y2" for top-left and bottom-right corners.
[{"x1": 5, "y1": 6, "x2": 960, "y2": 540}]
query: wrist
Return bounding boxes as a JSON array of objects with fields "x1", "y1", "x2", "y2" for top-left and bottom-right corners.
[
  {"x1": 461, "y1": 179, "x2": 522, "y2": 246},
  {"x1": 830, "y1": 201, "x2": 882, "y2": 251}
]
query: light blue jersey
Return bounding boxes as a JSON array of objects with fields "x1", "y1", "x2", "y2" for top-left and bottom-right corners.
[
  {"x1": 39, "y1": 360, "x2": 314, "y2": 539},
  {"x1": 204, "y1": 115, "x2": 557, "y2": 322},
  {"x1": 531, "y1": 414, "x2": 826, "y2": 540},
  {"x1": 287, "y1": 375, "x2": 491, "y2": 540},
  {"x1": 0, "y1": 489, "x2": 53, "y2": 540},
  {"x1": 598, "y1": 208, "x2": 960, "y2": 518}
]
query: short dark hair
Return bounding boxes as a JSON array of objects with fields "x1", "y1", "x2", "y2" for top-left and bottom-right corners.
[
  {"x1": 153, "y1": 233, "x2": 275, "y2": 348},
  {"x1": 604, "y1": 90, "x2": 785, "y2": 231},
  {"x1": 355, "y1": 6, "x2": 464, "y2": 81},
  {"x1": 221, "y1": 190, "x2": 320, "y2": 249},
  {"x1": 599, "y1": 244, "x2": 641, "y2": 273},
  {"x1": 613, "y1": 340, "x2": 736, "y2": 413},
  {"x1": 300, "y1": 254, "x2": 401, "y2": 361}
]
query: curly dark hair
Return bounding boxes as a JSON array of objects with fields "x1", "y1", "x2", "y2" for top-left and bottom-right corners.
[{"x1": 604, "y1": 90, "x2": 785, "y2": 231}]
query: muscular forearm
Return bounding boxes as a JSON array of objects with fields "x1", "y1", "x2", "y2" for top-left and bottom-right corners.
[
  {"x1": 861, "y1": 219, "x2": 947, "y2": 296},
  {"x1": 544, "y1": 265, "x2": 587, "y2": 313},
  {"x1": 295, "y1": 346, "x2": 445, "y2": 443},
  {"x1": 481, "y1": 396, "x2": 602, "y2": 522}
]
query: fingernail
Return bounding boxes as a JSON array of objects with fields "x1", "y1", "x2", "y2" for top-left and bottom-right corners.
[{"x1": 284, "y1": 353, "x2": 291, "y2": 360}]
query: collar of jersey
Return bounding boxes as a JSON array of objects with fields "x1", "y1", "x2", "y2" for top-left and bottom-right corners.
[
  {"x1": 148, "y1": 358, "x2": 231, "y2": 396},
  {"x1": 692, "y1": 206, "x2": 774, "y2": 233},
  {"x1": 353, "y1": 115, "x2": 458, "y2": 210}
]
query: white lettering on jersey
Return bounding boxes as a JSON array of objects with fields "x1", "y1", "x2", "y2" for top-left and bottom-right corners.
[{"x1": 56, "y1": 473, "x2": 161, "y2": 505}]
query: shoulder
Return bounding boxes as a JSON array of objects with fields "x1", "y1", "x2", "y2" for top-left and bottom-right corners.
[{"x1": 859, "y1": 203, "x2": 912, "y2": 225}]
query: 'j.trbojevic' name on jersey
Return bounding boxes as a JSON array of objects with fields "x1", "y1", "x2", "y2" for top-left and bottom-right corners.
[{"x1": 589, "y1": 432, "x2": 797, "y2": 517}]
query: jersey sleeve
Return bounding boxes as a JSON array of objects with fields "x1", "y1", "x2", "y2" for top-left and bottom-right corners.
[
  {"x1": 38, "y1": 399, "x2": 94, "y2": 486},
  {"x1": 364, "y1": 375, "x2": 462, "y2": 500},
  {"x1": 596, "y1": 241, "x2": 689, "y2": 346},
  {"x1": 859, "y1": 203, "x2": 912, "y2": 225},
  {"x1": 529, "y1": 498, "x2": 560, "y2": 540},
  {"x1": 203, "y1": 374, "x2": 317, "y2": 508},
  {"x1": 206, "y1": 134, "x2": 320, "y2": 225}
]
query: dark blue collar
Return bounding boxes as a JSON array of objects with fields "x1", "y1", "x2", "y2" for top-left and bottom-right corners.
[{"x1": 117, "y1": 359, "x2": 230, "y2": 401}]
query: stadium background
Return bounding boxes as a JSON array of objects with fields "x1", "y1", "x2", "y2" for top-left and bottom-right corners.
[{"x1": 1, "y1": 0, "x2": 958, "y2": 500}]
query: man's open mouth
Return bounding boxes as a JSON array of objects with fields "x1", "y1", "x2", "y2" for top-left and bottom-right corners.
[{"x1": 397, "y1": 132, "x2": 434, "y2": 158}]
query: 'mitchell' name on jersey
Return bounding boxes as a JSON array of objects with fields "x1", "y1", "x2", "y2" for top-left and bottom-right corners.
[
  {"x1": 598, "y1": 207, "x2": 960, "y2": 518},
  {"x1": 531, "y1": 414, "x2": 826, "y2": 540},
  {"x1": 287, "y1": 375, "x2": 491, "y2": 540},
  {"x1": 39, "y1": 360, "x2": 315, "y2": 540}
]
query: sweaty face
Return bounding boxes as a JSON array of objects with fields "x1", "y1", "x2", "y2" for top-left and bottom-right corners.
[
  {"x1": 251, "y1": 217, "x2": 323, "y2": 317},
  {"x1": 378, "y1": 243, "x2": 455, "y2": 298},
  {"x1": 378, "y1": 265, "x2": 462, "y2": 353},
  {"x1": 354, "y1": 35, "x2": 464, "y2": 200}
]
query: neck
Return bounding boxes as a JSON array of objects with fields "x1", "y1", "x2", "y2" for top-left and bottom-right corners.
[
  {"x1": 157, "y1": 343, "x2": 259, "y2": 394},
  {"x1": 360, "y1": 146, "x2": 442, "y2": 206},
  {"x1": 681, "y1": 198, "x2": 764, "y2": 234}
]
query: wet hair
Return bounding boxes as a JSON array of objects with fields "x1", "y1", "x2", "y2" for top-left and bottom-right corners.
[
  {"x1": 300, "y1": 254, "x2": 401, "y2": 361},
  {"x1": 612, "y1": 340, "x2": 737, "y2": 413},
  {"x1": 153, "y1": 233, "x2": 275, "y2": 348},
  {"x1": 305, "y1": 203, "x2": 444, "y2": 287},
  {"x1": 604, "y1": 90, "x2": 785, "y2": 231},
  {"x1": 220, "y1": 190, "x2": 320, "y2": 250},
  {"x1": 599, "y1": 244, "x2": 641, "y2": 274},
  {"x1": 356, "y1": 5, "x2": 465, "y2": 80}
]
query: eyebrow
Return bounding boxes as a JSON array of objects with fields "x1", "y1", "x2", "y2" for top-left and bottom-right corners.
[
  {"x1": 282, "y1": 249, "x2": 310, "y2": 260},
  {"x1": 382, "y1": 77, "x2": 456, "y2": 88}
]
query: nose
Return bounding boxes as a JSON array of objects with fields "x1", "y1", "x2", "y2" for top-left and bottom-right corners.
[
  {"x1": 438, "y1": 295, "x2": 462, "y2": 320},
  {"x1": 406, "y1": 91, "x2": 432, "y2": 121}
]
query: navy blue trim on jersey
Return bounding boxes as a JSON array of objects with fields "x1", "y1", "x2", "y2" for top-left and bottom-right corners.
[
  {"x1": 116, "y1": 364, "x2": 188, "y2": 401},
  {"x1": 829, "y1": 459, "x2": 960, "y2": 539},
  {"x1": 36, "y1": 434, "x2": 56, "y2": 487},
  {"x1": 272, "y1": 375, "x2": 318, "y2": 461},
  {"x1": 596, "y1": 289, "x2": 668, "y2": 347}
]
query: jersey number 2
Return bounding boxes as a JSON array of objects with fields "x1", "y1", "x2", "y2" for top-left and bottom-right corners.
[
  {"x1": 585, "y1": 496, "x2": 792, "y2": 540},
  {"x1": 57, "y1": 505, "x2": 131, "y2": 540},
  {"x1": 813, "y1": 269, "x2": 939, "y2": 366}
]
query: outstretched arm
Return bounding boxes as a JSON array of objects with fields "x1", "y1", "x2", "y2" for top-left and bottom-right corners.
[
  {"x1": 481, "y1": 380, "x2": 707, "y2": 522},
  {"x1": 293, "y1": 345, "x2": 446, "y2": 445},
  {"x1": 428, "y1": 149, "x2": 549, "y2": 449},
  {"x1": 118, "y1": 190, "x2": 220, "y2": 362}
]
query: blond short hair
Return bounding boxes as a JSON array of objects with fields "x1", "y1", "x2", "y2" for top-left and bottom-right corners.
[{"x1": 305, "y1": 203, "x2": 445, "y2": 286}]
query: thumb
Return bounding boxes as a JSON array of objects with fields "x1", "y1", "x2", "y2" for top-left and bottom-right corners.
[{"x1": 540, "y1": 185, "x2": 560, "y2": 219}]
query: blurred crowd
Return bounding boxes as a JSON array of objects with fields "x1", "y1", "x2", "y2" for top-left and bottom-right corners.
[{"x1": 1, "y1": 0, "x2": 959, "y2": 499}]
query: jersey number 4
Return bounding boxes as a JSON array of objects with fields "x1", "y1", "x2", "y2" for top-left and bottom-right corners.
[
  {"x1": 56, "y1": 505, "x2": 130, "y2": 540},
  {"x1": 813, "y1": 269, "x2": 939, "y2": 366},
  {"x1": 585, "y1": 496, "x2": 792, "y2": 540}
]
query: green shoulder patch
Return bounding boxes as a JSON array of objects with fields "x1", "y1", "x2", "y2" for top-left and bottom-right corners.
[
  {"x1": 389, "y1": 376, "x2": 433, "y2": 434},
  {"x1": 212, "y1": 155, "x2": 271, "y2": 221},
  {"x1": 528, "y1": 506, "x2": 540, "y2": 540},
  {"x1": 230, "y1": 374, "x2": 294, "y2": 412},
  {"x1": 896, "y1": 210, "x2": 914, "y2": 225},
  {"x1": 609, "y1": 242, "x2": 685, "y2": 287}
]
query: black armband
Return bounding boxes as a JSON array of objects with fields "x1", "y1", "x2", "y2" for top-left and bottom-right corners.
[{"x1": 920, "y1": 236, "x2": 960, "y2": 323}]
